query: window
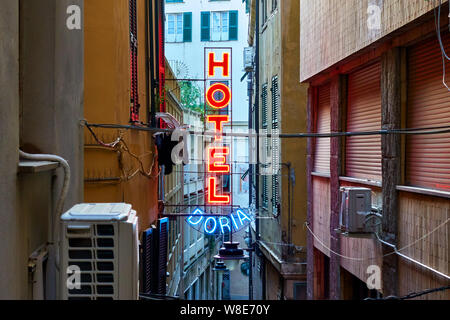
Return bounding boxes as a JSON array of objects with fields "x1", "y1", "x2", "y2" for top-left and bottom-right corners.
[
  {"x1": 272, "y1": 0, "x2": 278, "y2": 12},
  {"x1": 261, "y1": 84, "x2": 269, "y2": 209},
  {"x1": 166, "y1": 12, "x2": 192, "y2": 42},
  {"x1": 201, "y1": 11, "x2": 238, "y2": 41},
  {"x1": 261, "y1": 0, "x2": 268, "y2": 25}
]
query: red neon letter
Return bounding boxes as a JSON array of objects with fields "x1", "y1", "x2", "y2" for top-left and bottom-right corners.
[
  {"x1": 206, "y1": 83, "x2": 231, "y2": 109},
  {"x1": 208, "y1": 177, "x2": 230, "y2": 204},
  {"x1": 207, "y1": 115, "x2": 229, "y2": 140},
  {"x1": 208, "y1": 147, "x2": 230, "y2": 173},
  {"x1": 208, "y1": 52, "x2": 230, "y2": 78}
]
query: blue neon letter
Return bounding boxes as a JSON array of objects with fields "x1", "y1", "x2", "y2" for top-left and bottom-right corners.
[
  {"x1": 237, "y1": 209, "x2": 252, "y2": 226},
  {"x1": 219, "y1": 217, "x2": 231, "y2": 234},
  {"x1": 204, "y1": 217, "x2": 217, "y2": 234}
]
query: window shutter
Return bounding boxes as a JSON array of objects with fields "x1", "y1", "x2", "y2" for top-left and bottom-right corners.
[
  {"x1": 314, "y1": 83, "x2": 331, "y2": 174},
  {"x1": 406, "y1": 33, "x2": 450, "y2": 190},
  {"x1": 201, "y1": 12, "x2": 210, "y2": 41},
  {"x1": 229, "y1": 11, "x2": 238, "y2": 41},
  {"x1": 141, "y1": 228, "x2": 156, "y2": 294},
  {"x1": 129, "y1": 0, "x2": 140, "y2": 122},
  {"x1": 262, "y1": 84, "x2": 269, "y2": 209},
  {"x1": 183, "y1": 12, "x2": 192, "y2": 42},
  {"x1": 156, "y1": 218, "x2": 169, "y2": 294},
  {"x1": 271, "y1": 77, "x2": 280, "y2": 215},
  {"x1": 346, "y1": 62, "x2": 382, "y2": 181}
]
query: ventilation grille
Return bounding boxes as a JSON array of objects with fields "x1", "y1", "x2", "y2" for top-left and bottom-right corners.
[{"x1": 66, "y1": 224, "x2": 116, "y2": 300}]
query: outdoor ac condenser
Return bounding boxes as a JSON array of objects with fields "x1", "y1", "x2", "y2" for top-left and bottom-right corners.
[
  {"x1": 60, "y1": 203, "x2": 139, "y2": 300},
  {"x1": 339, "y1": 187, "x2": 372, "y2": 234},
  {"x1": 244, "y1": 47, "x2": 254, "y2": 72}
]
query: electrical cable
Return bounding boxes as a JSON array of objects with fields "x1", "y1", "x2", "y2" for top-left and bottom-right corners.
[
  {"x1": 365, "y1": 285, "x2": 450, "y2": 300},
  {"x1": 83, "y1": 120, "x2": 450, "y2": 139}
]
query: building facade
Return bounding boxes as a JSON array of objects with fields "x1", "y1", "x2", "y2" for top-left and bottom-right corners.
[
  {"x1": 84, "y1": 0, "x2": 183, "y2": 296},
  {"x1": 165, "y1": 0, "x2": 250, "y2": 300},
  {"x1": 248, "y1": 0, "x2": 309, "y2": 300},
  {"x1": 0, "y1": 0, "x2": 84, "y2": 299},
  {"x1": 301, "y1": 0, "x2": 450, "y2": 299}
]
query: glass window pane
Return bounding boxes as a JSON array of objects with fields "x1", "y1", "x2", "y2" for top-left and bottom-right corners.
[
  {"x1": 222, "y1": 12, "x2": 229, "y2": 40},
  {"x1": 212, "y1": 12, "x2": 221, "y2": 41}
]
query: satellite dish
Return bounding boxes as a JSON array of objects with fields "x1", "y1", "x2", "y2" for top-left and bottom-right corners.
[{"x1": 168, "y1": 60, "x2": 190, "y2": 79}]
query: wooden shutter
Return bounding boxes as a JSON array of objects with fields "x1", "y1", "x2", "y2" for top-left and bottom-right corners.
[
  {"x1": 183, "y1": 12, "x2": 192, "y2": 42},
  {"x1": 201, "y1": 12, "x2": 210, "y2": 41},
  {"x1": 271, "y1": 77, "x2": 280, "y2": 215},
  {"x1": 314, "y1": 83, "x2": 331, "y2": 174},
  {"x1": 346, "y1": 62, "x2": 382, "y2": 181},
  {"x1": 406, "y1": 33, "x2": 450, "y2": 190},
  {"x1": 229, "y1": 11, "x2": 238, "y2": 41},
  {"x1": 129, "y1": 0, "x2": 140, "y2": 122},
  {"x1": 262, "y1": 84, "x2": 269, "y2": 209}
]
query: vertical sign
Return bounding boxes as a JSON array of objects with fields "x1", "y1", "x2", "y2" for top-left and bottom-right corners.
[{"x1": 205, "y1": 48, "x2": 232, "y2": 206}]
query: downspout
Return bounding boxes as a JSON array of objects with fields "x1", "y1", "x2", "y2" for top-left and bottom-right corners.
[{"x1": 255, "y1": 0, "x2": 260, "y2": 243}]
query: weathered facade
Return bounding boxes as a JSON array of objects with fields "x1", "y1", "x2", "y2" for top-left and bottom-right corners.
[
  {"x1": 248, "y1": 0, "x2": 309, "y2": 300},
  {"x1": 0, "y1": 0, "x2": 84, "y2": 299},
  {"x1": 83, "y1": 0, "x2": 183, "y2": 295},
  {"x1": 301, "y1": 0, "x2": 450, "y2": 299}
]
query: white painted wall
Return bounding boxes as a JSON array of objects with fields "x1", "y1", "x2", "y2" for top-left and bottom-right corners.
[{"x1": 165, "y1": 0, "x2": 249, "y2": 122}]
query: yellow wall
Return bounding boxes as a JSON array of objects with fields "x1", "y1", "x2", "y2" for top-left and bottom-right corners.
[
  {"x1": 84, "y1": 0, "x2": 158, "y2": 232},
  {"x1": 258, "y1": 0, "x2": 308, "y2": 263}
]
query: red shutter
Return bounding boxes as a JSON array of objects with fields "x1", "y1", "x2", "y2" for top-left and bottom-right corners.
[
  {"x1": 129, "y1": 0, "x2": 140, "y2": 122},
  {"x1": 314, "y1": 83, "x2": 331, "y2": 174},
  {"x1": 346, "y1": 62, "x2": 382, "y2": 181},
  {"x1": 406, "y1": 33, "x2": 450, "y2": 191}
]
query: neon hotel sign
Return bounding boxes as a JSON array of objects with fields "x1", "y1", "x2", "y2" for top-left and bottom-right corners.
[{"x1": 187, "y1": 48, "x2": 252, "y2": 235}]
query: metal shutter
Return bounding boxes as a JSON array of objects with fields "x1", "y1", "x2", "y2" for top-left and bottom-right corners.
[
  {"x1": 406, "y1": 33, "x2": 450, "y2": 190},
  {"x1": 314, "y1": 83, "x2": 331, "y2": 174},
  {"x1": 346, "y1": 62, "x2": 382, "y2": 181}
]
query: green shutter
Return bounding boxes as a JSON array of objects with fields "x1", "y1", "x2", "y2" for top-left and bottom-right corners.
[
  {"x1": 229, "y1": 11, "x2": 238, "y2": 41},
  {"x1": 183, "y1": 12, "x2": 192, "y2": 42},
  {"x1": 201, "y1": 11, "x2": 210, "y2": 41}
]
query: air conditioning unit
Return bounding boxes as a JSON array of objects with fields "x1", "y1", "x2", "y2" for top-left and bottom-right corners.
[
  {"x1": 243, "y1": 47, "x2": 254, "y2": 72},
  {"x1": 338, "y1": 187, "x2": 372, "y2": 234},
  {"x1": 60, "y1": 203, "x2": 139, "y2": 300}
]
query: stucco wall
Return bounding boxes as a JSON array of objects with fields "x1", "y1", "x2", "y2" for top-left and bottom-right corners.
[
  {"x1": 0, "y1": 0, "x2": 20, "y2": 300},
  {"x1": 84, "y1": 0, "x2": 158, "y2": 232}
]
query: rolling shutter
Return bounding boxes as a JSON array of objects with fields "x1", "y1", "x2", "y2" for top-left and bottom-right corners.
[
  {"x1": 183, "y1": 12, "x2": 192, "y2": 42},
  {"x1": 314, "y1": 83, "x2": 331, "y2": 174},
  {"x1": 346, "y1": 62, "x2": 382, "y2": 181},
  {"x1": 201, "y1": 12, "x2": 210, "y2": 41},
  {"x1": 406, "y1": 33, "x2": 450, "y2": 191}
]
